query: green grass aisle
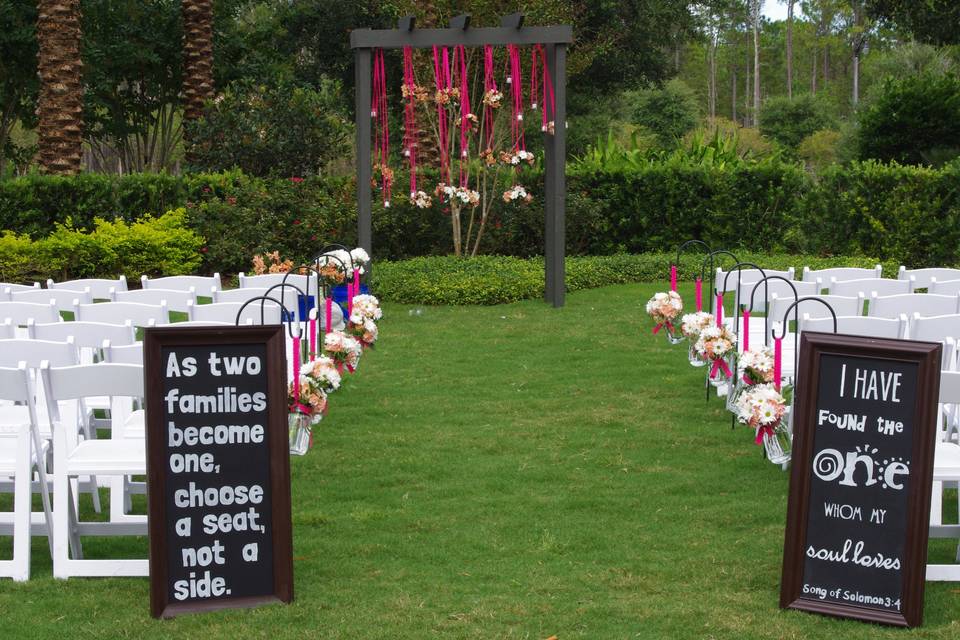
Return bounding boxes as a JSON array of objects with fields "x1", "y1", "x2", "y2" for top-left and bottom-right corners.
[{"x1": 0, "y1": 283, "x2": 958, "y2": 638}]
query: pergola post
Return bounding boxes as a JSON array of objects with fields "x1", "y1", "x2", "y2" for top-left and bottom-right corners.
[
  {"x1": 355, "y1": 47, "x2": 373, "y2": 257},
  {"x1": 350, "y1": 21, "x2": 571, "y2": 306}
]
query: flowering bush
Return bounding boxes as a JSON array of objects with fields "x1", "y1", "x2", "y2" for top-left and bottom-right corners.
[
  {"x1": 502, "y1": 185, "x2": 534, "y2": 204},
  {"x1": 645, "y1": 291, "x2": 683, "y2": 333},
  {"x1": 734, "y1": 383, "x2": 788, "y2": 443},
  {"x1": 411, "y1": 190, "x2": 433, "y2": 209},
  {"x1": 738, "y1": 346, "x2": 776, "y2": 385},
  {"x1": 323, "y1": 330, "x2": 362, "y2": 373},
  {"x1": 436, "y1": 183, "x2": 480, "y2": 208},
  {"x1": 252, "y1": 250, "x2": 293, "y2": 275},
  {"x1": 680, "y1": 311, "x2": 713, "y2": 340}
]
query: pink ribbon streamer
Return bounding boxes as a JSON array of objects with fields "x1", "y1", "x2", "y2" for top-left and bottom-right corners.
[
  {"x1": 508, "y1": 44, "x2": 525, "y2": 153},
  {"x1": 755, "y1": 425, "x2": 774, "y2": 446},
  {"x1": 670, "y1": 264, "x2": 677, "y2": 292},
  {"x1": 324, "y1": 297, "x2": 332, "y2": 335},
  {"x1": 403, "y1": 46, "x2": 418, "y2": 196},
  {"x1": 347, "y1": 282, "x2": 354, "y2": 317},
  {"x1": 716, "y1": 293, "x2": 724, "y2": 326},
  {"x1": 695, "y1": 278, "x2": 702, "y2": 311},
  {"x1": 774, "y1": 337, "x2": 783, "y2": 391},
  {"x1": 710, "y1": 357, "x2": 732, "y2": 379},
  {"x1": 309, "y1": 317, "x2": 316, "y2": 356},
  {"x1": 432, "y1": 46, "x2": 451, "y2": 184},
  {"x1": 652, "y1": 321, "x2": 674, "y2": 335},
  {"x1": 292, "y1": 335, "x2": 301, "y2": 403},
  {"x1": 353, "y1": 269, "x2": 361, "y2": 294},
  {"x1": 373, "y1": 49, "x2": 390, "y2": 205},
  {"x1": 742, "y1": 309, "x2": 750, "y2": 352}
]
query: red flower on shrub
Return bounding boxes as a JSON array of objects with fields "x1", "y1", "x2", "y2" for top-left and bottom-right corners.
[
  {"x1": 200, "y1": 247, "x2": 208, "y2": 253},
  {"x1": 310, "y1": 235, "x2": 317, "y2": 241},
  {"x1": 226, "y1": 196, "x2": 237, "y2": 205},
  {"x1": 290, "y1": 177, "x2": 304, "y2": 184},
  {"x1": 293, "y1": 219, "x2": 301, "y2": 225}
]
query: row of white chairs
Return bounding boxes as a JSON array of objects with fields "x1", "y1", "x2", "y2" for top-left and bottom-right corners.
[{"x1": 715, "y1": 265, "x2": 960, "y2": 292}]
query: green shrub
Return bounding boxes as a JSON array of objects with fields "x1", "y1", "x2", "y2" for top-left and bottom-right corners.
[
  {"x1": 759, "y1": 94, "x2": 836, "y2": 150},
  {"x1": 0, "y1": 209, "x2": 203, "y2": 283},
  {"x1": 625, "y1": 79, "x2": 701, "y2": 147},
  {"x1": 797, "y1": 129, "x2": 843, "y2": 170},
  {"x1": 371, "y1": 253, "x2": 903, "y2": 306}
]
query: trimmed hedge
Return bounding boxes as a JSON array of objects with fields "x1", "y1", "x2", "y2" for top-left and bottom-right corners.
[
  {"x1": 2, "y1": 160, "x2": 959, "y2": 270},
  {"x1": 370, "y1": 253, "x2": 903, "y2": 306},
  {"x1": 0, "y1": 209, "x2": 203, "y2": 283}
]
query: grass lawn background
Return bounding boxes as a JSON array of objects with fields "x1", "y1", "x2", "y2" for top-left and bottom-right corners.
[{"x1": 1, "y1": 282, "x2": 958, "y2": 639}]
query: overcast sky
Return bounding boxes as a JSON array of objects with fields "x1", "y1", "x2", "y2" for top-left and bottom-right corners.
[{"x1": 763, "y1": 2, "x2": 804, "y2": 22}]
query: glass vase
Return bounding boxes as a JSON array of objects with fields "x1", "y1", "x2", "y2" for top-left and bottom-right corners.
[
  {"x1": 688, "y1": 342, "x2": 705, "y2": 367},
  {"x1": 726, "y1": 375, "x2": 750, "y2": 414},
  {"x1": 288, "y1": 412, "x2": 313, "y2": 456},
  {"x1": 762, "y1": 422, "x2": 792, "y2": 465},
  {"x1": 665, "y1": 325, "x2": 685, "y2": 345}
]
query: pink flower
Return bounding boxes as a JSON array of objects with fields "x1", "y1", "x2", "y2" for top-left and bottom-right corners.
[{"x1": 290, "y1": 176, "x2": 304, "y2": 184}]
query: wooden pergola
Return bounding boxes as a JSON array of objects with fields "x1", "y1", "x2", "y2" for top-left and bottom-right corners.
[{"x1": 350, "y1": 14, "x2": 573, "y2": 307}]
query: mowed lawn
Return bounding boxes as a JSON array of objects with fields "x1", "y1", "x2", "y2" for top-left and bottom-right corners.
[{"x1": 1, "y1": 283, "x2": 958, "y2": 639}]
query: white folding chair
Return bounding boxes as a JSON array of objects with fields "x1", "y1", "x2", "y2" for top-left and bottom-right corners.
[
  {"x1": 47, "y1": 276, "x2": 127, "y2": 300},
  {"x1": 827, "y1": 277, "x2": 913, "y2": 298},
  {"x1": 1, "y1": 282, "x2": 41, "y2": 293},
  {"x1": 110, "y1": 287, "x2": 196, "y2": 316},
  {"x1": 715, "y1": 267, "x2": 794, "y2": 295},
  {"x1": 165, "y1": 319, "x2": 245, "y2": 327},
  {"x1": 73, "y1": 301, "x2": 169, "y2": 328},
  {"x1": 802, "y1": 265, "x2": 882, "y2": 284},
  {"x1": 187, "y1": 300, "x2": 285, "y2": 324},
  {"x1": 140, "y1": 274, "x2": 221, "y2": 299},
  {"x1": 28, "y1": 320, "x2": 136, "y2": 358},
  {"x1": 769, "y1": 294, "x2": 863, "y2": 325},
  {"x1": 869, "y1": 293, "x2": 960, "y2": 319},
  {"x1": 928, "y1": 370, "x2": 960, "y2": 581},
  {"x1": 899, "y1": 267, "x2": 960, "y2": 290},
  {"x1": 0, "y1": 300, "x2": 62, "y2": 328},
  {"x1": 12, "y1": 287, "x2": 93, "y2": 312},
  {"x1": 908, "y1": 314, "x2": 960, "y2": 343},
  {"x1": 41, "y1": 362, "x2": 148, "y2": 578},
  {"x1": 0, "y1": 364, "x2": 53, "y2": 582},
  {"x1": 237, "y1": 272, "x2": 317, "y2": 293},
  {"x1": 930, "y1": 279, "x2": 960, "y2": 296},
  {"x1": 211, "y1": 286, "x2": 270, "y2": 304},
  {"x1": 800, "y1": 313, "x2": 906, "y2": 339},
  {"x1": 0, "y1": 319, "x2": 12, "y2": 339}
]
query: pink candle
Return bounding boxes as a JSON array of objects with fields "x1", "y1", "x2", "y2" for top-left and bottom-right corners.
[
  {"x1": 325, "y1": 297, "x2": 332, "y2": 335},
  {"x1": 695, "y1": 278, "x2": 702, "y2": 311},
  {"x1": 742, "y1": 309, "x2": 750, "y2": 352},
  {"x1": 670, "y1": 264, "x2": 677, "y2": 292}
]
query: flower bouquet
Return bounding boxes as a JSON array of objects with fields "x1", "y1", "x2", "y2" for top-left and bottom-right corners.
[
  {"x1": 288, "y1": 357, "x2": 337, "y2": 456},
  {"x1": 680, "y1": 311, "x2": 713, "y2": 366},
  {"x1": 695, "y1": 324, "x2": 737, "y2": 388},
  {"x1": 646, "y1": 291, "x2": 684, "y2": 344},
  {"x1": 726, "y1": 345, "x2": 776, "y2": 412},
  {"x1": 733, "y1": 383, "x2": 792, "y2": 464},
  {"x1": 323, "y1": 330, "x2": 362, "y2": 374}
]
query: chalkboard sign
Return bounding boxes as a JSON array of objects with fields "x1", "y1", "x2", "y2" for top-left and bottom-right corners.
[
  {"x1": 780, "y1": 332, "x2": 941, "y2": 627},
  {"x1": 144, "y1": 325, "x2": 293, "y2": 619}
]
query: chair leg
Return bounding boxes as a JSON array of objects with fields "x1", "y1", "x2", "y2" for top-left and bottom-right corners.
[
  {"x1": 53, "y1": 458, "x2": 71, "y2": 579},
  {"x1": 12, "y1": 428, "x2": 32, "y2": 581},
  {"x1": 930, "y1": 481, "x2": 943, "y2": 526}
]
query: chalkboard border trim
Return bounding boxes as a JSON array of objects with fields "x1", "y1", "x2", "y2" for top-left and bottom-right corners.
[
  {"x1": 144, "y1": 325, "x2": 294, "y2": 620},
  {"x1": 779, "y1": 331, "x2": 942, "y2": 628}
]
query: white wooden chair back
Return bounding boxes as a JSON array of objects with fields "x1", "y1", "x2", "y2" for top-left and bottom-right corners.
[
  {"x1": 73, "y1": 301, "x2": 169, "y2": 327},
  {"x1": 930, "y1": 279, "x2": 960, "y2": 296},
  {"x1": 769, "y1": 294, "x2": 862, "y2": 324},
  {"x1": 734, "y1": 279, "x2": 817, "y2": 313},
  {"x1": 46, "y1": 276, "x2": 127, "y2": 299},
  {"x1": 802, "y1": 265, "x2": 882, "y2": 283},
  {"x1": 1, "y1": 282, "x2": 41, "y2": 293},
  {"x1": 102, "y1": 343, "x2": 143, "y2": 366},
  {"x1": 0, "y1": 338, "x2": 79, "y2": 369},
  {"x1": 187, "y1": 300, "x2": 284, "y2": 325},
  {"x1": 141, "y1": 274, "x2": 220, "y2": 297},
  {"x1": 801, "y1": 313, "x2": 906, "y2": 339},
  {"x1": 899, "y1": 267, "x2": 960, "y2": 290},
  {"x1": 27, "y1": 320, "x2": 136, "y2": 349},
  {"x1": 828, "y1": 277, "x2": 912, "y2": 298},
  {"x1": 907, "y1": 313, "x2": 960, "y2": 343},
  {"x1": 111, "y1": 287, "x2": 195, "y2": 313},
  {"x1": 237, "y1": 272, "x2": 317, "y2": 295},
  {"x1": 869, "y1": 293, "x2": 960, "y2": 319},
  {"x1": 0, "y1": 319, "x2": 12, "y2": 339},
  {"x1": 12, "y1": 287, "x2": 92, "y2": 311},
  {"x1": 167, "y1": 319, "x2": 248, "y2": 328},
  {"x1": 0, "y1": 300, "x2": 60, "y2": 325},
  {"x1": 715, "y1": 267, "x2": 794, "y2": 294},
  {"x1": 212, "y1": 286, "x2": 270, "y2": 304}
]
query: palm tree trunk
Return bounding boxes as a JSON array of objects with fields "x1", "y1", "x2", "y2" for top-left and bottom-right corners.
[
  {"x1": 36, "y1": 0, "x2": 83, "y2": 175},
  {"x1": 751, "y1": 1, "x2": 762, "y2": 126},
  {"x1": 786, "y1": 0, "x2": 794, "y2": 99},
  {"x1": 182, "y1": 0, "x2": 214, "y2": 123}
]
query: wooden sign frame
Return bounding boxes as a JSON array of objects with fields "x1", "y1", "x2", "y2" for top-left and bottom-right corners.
[
  {"x1": 144, "y1": 325, "x2": 293, "y2": 619},
  {"x1": 780, "y1": 331, "x2": 942, "y2": 627}
]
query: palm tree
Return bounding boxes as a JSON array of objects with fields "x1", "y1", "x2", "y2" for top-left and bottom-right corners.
[
  {"x1": 181, "y1": 0, "x2": 214, "y2": 123},
  {"x1": 783, "y1": 0, "x2": 795, "y2": 98},
  {"x1": 36, "y1": 0, "x2": 83, "y2": 175}
]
